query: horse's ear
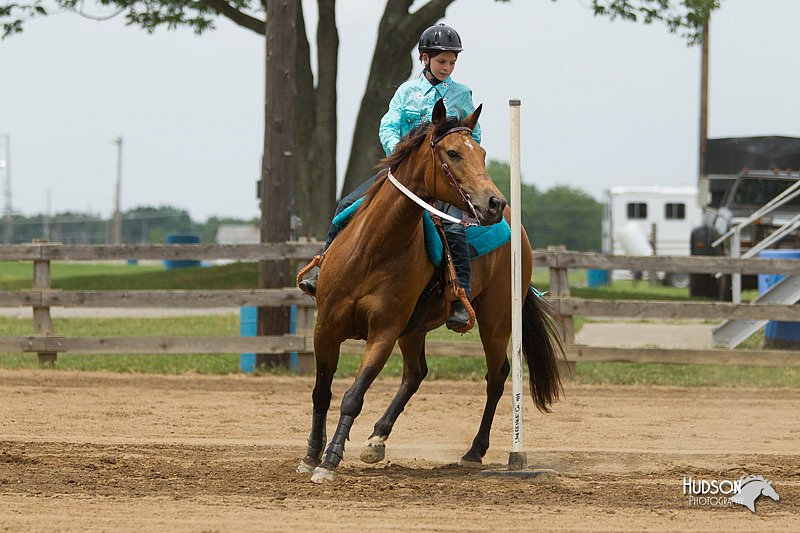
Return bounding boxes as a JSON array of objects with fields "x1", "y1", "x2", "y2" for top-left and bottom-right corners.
[
  {"x1": 463, "y1": 104, "x2": 482, "y2": 131},
  {"x1": 432, "y1": 98, "x2": 446, "y2": 125}
]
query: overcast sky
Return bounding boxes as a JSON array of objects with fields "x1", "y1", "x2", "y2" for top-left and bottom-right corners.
[{"x1": 3, "y1": 0, "x2": 800, "y2": 221}]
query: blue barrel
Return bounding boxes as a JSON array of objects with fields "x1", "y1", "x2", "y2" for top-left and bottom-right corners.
[
  {"x1": 587, "y1": 269, "x2": 610, "y2": 288},
  {"x1": 758, "y1": 249, "x2": 800, "y2": 349},
  {"x1": 239, "y1": 306, "x2": 298, "y2": 372},
  {"x1": 163, "y1": 233, "x2": 201, "y2": 270}
]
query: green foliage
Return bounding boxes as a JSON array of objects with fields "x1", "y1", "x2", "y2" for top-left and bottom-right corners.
[
  {"x1": 9, "y1": 205, "x2": 255, "y2": 245},
  {"x1": 2, "y1": 0, "x2": 719, "y2": 42},
  {"x1": 1, "y1": 0, "x2": 257, "y2": 39},
  {"x1": 487, "y1": 160, "x2": 602, "y2": 250},
  {"x1": 587, "y1": 0, "x2": 719, "y2": 45},
  {"x1": 121, "y1": 205, "x2": 194, "y2": 243}
]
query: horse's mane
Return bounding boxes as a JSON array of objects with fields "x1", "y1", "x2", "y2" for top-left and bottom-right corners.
[
  {"x1": 380, "y1": 115, "x2": 461, "y2": 174},
  {"x1": 358, "y1": 116, "x2": 464, "y2": 213}
]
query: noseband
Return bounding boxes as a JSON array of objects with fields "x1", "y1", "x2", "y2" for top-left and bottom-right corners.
[{"x1": 430, "y1": 126, "x2": 480, "y2": 222}]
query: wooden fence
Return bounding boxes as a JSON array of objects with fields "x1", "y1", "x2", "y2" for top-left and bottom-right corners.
[{"x1": 2, "y1": 242, "x2": 800, "y2": 370}]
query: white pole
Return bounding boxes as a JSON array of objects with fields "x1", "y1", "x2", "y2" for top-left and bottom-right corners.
[
  {"x1": 508, "y1": 99, "x2": 527, "y2": 469},
  {"x1": 113, "y1": 136, "x2": 123, "y2": 245},
  {"x1": 731, "y1": 228, "x2": 741, "y2": 304}
]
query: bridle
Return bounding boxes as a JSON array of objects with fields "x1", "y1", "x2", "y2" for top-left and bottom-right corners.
[
  {"x1": 430, "y1": 126, "x2": 480, "y2": 224},
  {"x1": 387, "y1": 123, "x2": 481, "y2": 227}
]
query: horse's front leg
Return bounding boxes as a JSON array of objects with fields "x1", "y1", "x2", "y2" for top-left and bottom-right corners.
[
  {"x1": 297, "y1": 330, "x2": 341, "y2": 474},
  {"x1": 311, "y1": 335, "x2": 397, "y2": 484},
  {"x1": 461, "y1": 322, "x2": 510, "y2": 466},
  {"x1": 360, "y1": 332, "x2": 428, "y2": 464}
]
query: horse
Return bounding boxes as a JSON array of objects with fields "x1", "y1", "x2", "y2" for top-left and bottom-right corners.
[{"x1": 297, "y1": 99, "x2": 563, "y2": 483}]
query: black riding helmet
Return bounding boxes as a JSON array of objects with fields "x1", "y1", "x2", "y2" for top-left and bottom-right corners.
[
  {"x1": 418, "y1": 23, "x2": 463, "y2": 53},
  {"x1": 419, "y1": 23, "x2": 462, "y2": 85}
]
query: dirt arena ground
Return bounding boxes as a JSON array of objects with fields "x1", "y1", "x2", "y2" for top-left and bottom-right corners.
[{"x1": 0, "y1": 369, "x2": 797, "y2": 531}]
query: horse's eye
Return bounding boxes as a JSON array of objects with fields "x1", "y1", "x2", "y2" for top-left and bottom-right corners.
[{"x1": 446, "y1": 150, "x2": 460, "y2": 159}]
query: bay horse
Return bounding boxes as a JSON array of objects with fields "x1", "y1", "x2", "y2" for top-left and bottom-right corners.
[{"x1": 298, "y1": 99, "x2": 563, "y2": 483}]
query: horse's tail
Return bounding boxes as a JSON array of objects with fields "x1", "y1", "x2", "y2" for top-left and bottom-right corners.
[{"x1": 522, "y1": 285, "x2": 565, "y2": 412}]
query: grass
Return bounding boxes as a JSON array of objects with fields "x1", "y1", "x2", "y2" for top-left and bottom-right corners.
[
  {"x1": 575, "y1": 361, "x2": 800, "y2": 388},
  {"x1": 0, "y1": 261, "x2": 258, "y2": 290},
  {"x1": 1, "y1": 261, "x2": 797, "y2": 387},
  {"x1": 1, "y1": 314, "x2": 798, "y2": 388}
]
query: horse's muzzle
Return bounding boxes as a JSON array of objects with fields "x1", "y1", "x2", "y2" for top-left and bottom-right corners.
[{"x1": 474, "y1": 195, "x2": 506, "y2": 225}]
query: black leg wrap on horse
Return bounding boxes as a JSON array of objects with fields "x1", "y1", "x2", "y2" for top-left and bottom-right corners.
[
  {"x1": 324, "y1": 414, "x2": 355, "y2": 467},
  {"x1": 306, "y1": 411, "x2": 327, "y2": 459}
]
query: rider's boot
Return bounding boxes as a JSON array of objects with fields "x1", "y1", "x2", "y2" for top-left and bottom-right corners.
[
  {"x1": 446, "y1": 293, "x2": 471, "y2": 331},
  {"x1": 299, "y1": 270, "x2": 319, "y2": 297}
]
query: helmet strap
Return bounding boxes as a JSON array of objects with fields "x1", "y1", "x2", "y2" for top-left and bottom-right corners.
[{"x1": 422, "y1": 60, "x2": 443, "y2": 86}]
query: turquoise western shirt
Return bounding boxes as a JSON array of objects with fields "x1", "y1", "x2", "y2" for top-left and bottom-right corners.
[{"x1": 379, "y1": 74, "x2": 481, "y2": 156}]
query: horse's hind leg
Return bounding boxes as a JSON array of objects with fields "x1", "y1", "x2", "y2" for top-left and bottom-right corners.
[
  {"x1": 311, "y1": 336, "x2": 397, "y2": 483},
  {"x1": 297, "y1": 332, "x2": 340, "y2": 474},
  {"x1": 461, "y1": 301, "x2": 511, "y2": 466},
  {"x1": 360, "y1": 332, "x2": 428, "y2": 464}
]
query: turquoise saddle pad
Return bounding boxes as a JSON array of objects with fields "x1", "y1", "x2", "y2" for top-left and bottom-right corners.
[{"x1": 332, "y1": 198, "x2": 511, "y2": 267}]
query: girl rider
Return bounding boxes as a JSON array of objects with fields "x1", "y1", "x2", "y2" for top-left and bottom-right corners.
[{"x1": 301, "y1": 23, "x2": 480, "y2": 331}]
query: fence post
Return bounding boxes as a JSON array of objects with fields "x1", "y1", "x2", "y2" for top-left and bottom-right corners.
[
  {"x1": 547, "y1": 245, "x2": 576, "y2": 378},
  {"x1": 32, "y1": 241, "x2": 57, "y2": 367},
  {"x1": 295, "y1": 305, "x2": 315, "y2": 375}
]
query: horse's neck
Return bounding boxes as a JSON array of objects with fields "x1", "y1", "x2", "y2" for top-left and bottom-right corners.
[{"x1": 357, "y1": 166, "x2": 428, "y2": 253}]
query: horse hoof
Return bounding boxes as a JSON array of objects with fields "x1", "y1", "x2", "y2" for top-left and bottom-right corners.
[
  {"x1": 296, "y1": 460, "x2": 317, "y2": 474},
  {"x1": 360, "y1": 437, "x2": 386, "y2": 464},
  {"x1": 459, "y1": 457, "x2": 484, "y2": 468},
  {"x1": 310, "y1": 466, "x2": 337, "y2": 484}
]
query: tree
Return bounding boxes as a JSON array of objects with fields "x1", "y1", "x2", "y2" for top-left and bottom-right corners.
[
  {"x1": 2, "y1": 0, "x2": 720, "y2": 238},
  {"x1": 486, "y1": 160, "x2": 602, "y2": 251}
]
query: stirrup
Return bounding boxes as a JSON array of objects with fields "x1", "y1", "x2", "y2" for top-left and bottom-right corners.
[{"x1": 447, "y1": 287, "x2": 475, "y2": 334}]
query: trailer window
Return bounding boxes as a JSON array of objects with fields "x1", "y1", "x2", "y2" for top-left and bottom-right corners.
[
  {"x1": 627, "y1": 202, "x2": 647, "y2": 219},
  {"x1": 665, "y1": 203, "x2": 686, "y2": 220}
]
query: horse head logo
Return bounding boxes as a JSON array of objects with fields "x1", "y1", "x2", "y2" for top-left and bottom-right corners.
[{"x1": 730, "y1": 475, "x2": 780, "y2": 513}]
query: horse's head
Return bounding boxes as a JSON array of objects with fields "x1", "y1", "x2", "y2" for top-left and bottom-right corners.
[{"x1": 426, "y1": 99, "x2": 506, "y2": 225}]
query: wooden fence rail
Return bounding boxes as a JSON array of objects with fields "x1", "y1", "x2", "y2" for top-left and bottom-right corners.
[{"x1": 2, "y1": 243, "x2": 800, "y2": 369}]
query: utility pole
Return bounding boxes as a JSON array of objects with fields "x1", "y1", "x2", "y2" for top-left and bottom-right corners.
[
  {"x1": 698, "y1": 21, "x2": 709, "y2": 179},
  {"x1": 113, "y1": 136, "x2": 123, "y2": 245},
  {"x1": 44, "y1": 189, "x2": 51, "y2": 240},
  {"x1": 1, "y1": 134, "x2": 12, "y2": 244},
  {"x1": 258, "y1": 0, "x2": 297, "y2": 367}
]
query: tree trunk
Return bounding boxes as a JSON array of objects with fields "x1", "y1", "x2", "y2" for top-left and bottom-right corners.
[
  {"x1": 306, "y1": 0, "x2": 338, "y2": 238},
  {"x1": 291, "y1": 1, "x2": 339, "y2": 240},
  {"x1": 292, "y1": 3, "x2": 316, "y2": 237},
  {"x1": 258, "y1": 0, "x2": 296, "y2": 368},
  {"x1": 341, "y1": 0, "x2": 456, "y2": 196}
]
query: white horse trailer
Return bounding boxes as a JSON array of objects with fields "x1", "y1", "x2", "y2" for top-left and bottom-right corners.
[{"x1": 602, "y1": 186, "x2": 703, "y2": 287}]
